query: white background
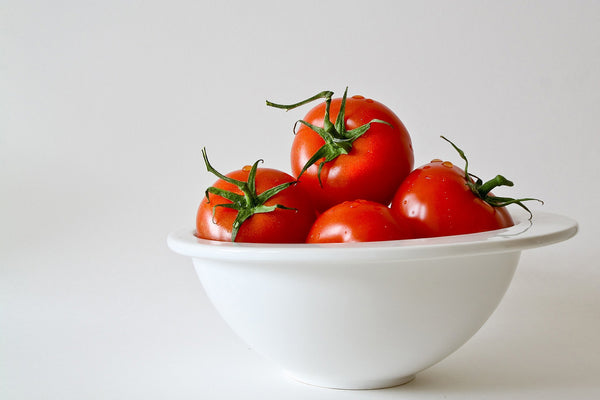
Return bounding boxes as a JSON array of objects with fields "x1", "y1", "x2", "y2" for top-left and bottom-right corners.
[{"x1": 2, "y1": 1, "x2": 599, "y2": 399}]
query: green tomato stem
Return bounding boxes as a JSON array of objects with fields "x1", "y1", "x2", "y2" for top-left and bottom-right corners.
[
  {"x1": 441, "y1": 136, "x2": 543, "y2": 219},
  {"x1": 266, "y1": 91, "x2": 334, "y2": 110},
  {"x1": 478, "y1": 175, "x2": 514, "y2": 198},
  {"x1": 201, "y1": 147, "x2": 297, "y2": 242},
  {"x1": 267, "y1": 87, "x2": 391, "y2": 184}
]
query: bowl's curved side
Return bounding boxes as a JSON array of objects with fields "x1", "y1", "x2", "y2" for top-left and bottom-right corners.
[{"x1": 191, "y1": 251, "x2": 521, "y2": 389}]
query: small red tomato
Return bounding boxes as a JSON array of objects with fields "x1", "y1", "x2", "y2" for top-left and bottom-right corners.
[
  {"x1": 306, "y1": 199, "x2": 414, "y2": 243},
  {"x1": 267, "y1": 88, "x2": 414, "y2": 212},
  {"x1": 196, "y1": 149, "x2": 316, "y2": 243},
  {"x1": 390, "y1": 137, "x2": 541, "y2": 238}
]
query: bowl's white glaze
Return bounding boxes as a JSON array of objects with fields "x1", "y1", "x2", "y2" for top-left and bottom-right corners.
[{"x1": 167, "y1": 211, "x2": 577, "y2": 389}]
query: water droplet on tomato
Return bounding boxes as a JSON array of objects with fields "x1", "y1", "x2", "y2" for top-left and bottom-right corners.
[
  {"x1": 366, "y1": 98, "x2": 374, "y2": 103},
  {"x1": 431, "y1": 159, "x2": 443, "y2": 163},
  {"x1": 442, "y1": 161, "x2": 453, "y2": 168},
  {"x1": 423, "y1": 165, "x2": 431, "y2": 169},
  {"x1": 352, "y1": 95, "x2": 365, "y2": 99},
  {"x1": 242, "y1": 165, "x2": 252, "y2": 172}
]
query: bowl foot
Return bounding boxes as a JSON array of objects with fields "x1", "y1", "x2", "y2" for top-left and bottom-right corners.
[{"x1": 285, "y1": 371, "x2": 416, "y2": 390}]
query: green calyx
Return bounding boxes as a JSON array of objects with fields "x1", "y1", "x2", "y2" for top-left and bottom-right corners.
[
  {"x1": 441, "y1": 136, "x2": 543, "y2": 219},
  {"x1": 202, "y1": 148, "x2": 297, "y2": 242},
  {"x1": 266, "y1": 87, "x2": 391, "y2": 185}
]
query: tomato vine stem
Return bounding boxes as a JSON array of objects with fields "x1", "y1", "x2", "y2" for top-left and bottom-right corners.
[
  {"x1": 201, "y1": 148, "x2": 297, "y2": 242},
  {"x1": 440, "y1": 136, "x2": 543, "y2": 219},
  {"x1": 267, "y1": 87, "x2": 391, "y2": 184},
  {"x1": 266, "y1": 91, "x2": 333, "y2": 110}
]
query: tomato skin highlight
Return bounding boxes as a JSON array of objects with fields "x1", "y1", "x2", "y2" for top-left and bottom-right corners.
[
  {"x1": 307, "y1": 199, "x2": 414, "y2": 243},
  {"x1": 390, "y1": 160, "x2": 514, "y2": 238},
  {"x1": 292, "y1": 95, "x2": 414, "y2": 212},
  {"x1": 196, "y1": 168, "x2": 317, "y2": 243}
]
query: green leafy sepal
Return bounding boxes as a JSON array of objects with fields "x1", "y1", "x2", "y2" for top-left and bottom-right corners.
[{"x1": 202, "y1": 148, "x2": 296, "y2": 242}]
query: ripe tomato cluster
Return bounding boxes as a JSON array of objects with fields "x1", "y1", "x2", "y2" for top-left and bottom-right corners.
[{"x1": 196, "y1": 88, "x2": 540, "y2": 243}]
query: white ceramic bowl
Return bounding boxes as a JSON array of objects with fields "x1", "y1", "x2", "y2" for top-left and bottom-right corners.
[{"x1": 167, "y1": 211, "x2": 577, "y2": 390}]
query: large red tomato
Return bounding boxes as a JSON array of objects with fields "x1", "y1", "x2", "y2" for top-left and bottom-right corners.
[
  {"x1": 307, "y1": 199, "x2": 414, "y2": 243},
  {"x1": 390, "y1": 137, "x2": 540, "y2": 238},
  {"x1": 390, "y1": 160, "x2": 514, "y2": 238},
  {"x1": 268, "y1": 89, "x2": 414, "y2": 212},
  {"x1": 196, "y1": 149, "x2": 316, "y2": 243}
]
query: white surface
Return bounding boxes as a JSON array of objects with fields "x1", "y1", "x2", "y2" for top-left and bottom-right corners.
[{"x1": 1, "y1": 1, "x2": 599, "y2": 399}]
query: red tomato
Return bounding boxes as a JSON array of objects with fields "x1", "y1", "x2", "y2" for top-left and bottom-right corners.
[
  {"x1": 391, "y1": 136, "x2": 542, "y2": 238},
  {"x1": 268, "y1": 89, "x2": 414, "y2": 212},
  {"x1": 196, "y1": 150, "x2": 316, "y2": 243},
  {"x1": 390, "y1": 159, "x2": 514, "y2": 238},
  {"x1": 306, "y1": 199, "x2": 414, "y2": 243}
]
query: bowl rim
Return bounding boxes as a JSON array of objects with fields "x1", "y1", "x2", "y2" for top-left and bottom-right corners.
[{"x1": 167, "y1": 211, "x2": 578, "y2": 262}]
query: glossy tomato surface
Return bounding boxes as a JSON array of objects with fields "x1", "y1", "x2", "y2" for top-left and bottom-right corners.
[
  {"x1": 196, "y1": 168, "x2": 316, "y2": 243},
  {"x1": 390, "y1": 160, "x2": 514, "y2": 238},
  {"x1": 292, "y1": 95, "x2": 414, "y2": 212},
  {"x1": 307, "y1": 199, "x2": 414, "y2": 243}
]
